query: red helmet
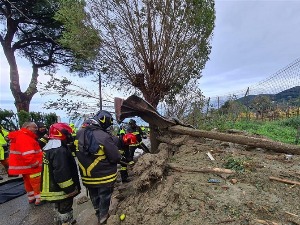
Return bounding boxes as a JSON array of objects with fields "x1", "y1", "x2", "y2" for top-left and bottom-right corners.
[
  {"x1": 122, "y1": 133, "x2": 137, "y2": 145},
  {"x1": 49, "y1": 123, "x2": 72, "y2": 140}
]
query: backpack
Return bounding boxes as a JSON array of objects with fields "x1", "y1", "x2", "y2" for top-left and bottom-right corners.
[{"x1": 82, "y1": 126, "x2": 103, "y2": 155}]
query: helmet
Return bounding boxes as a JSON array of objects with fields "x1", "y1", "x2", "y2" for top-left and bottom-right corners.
[
  {"x1": 122, "y1": 133, "x2": 137, "y2": 145},
  {"x1": 49, "y1": 123, "x2": 73, "y2": 140},
  {"x1": 81, "y1": 118, "x2": 93, "y2": 128},
  {"x1": 128, "y1": 119, "x2": 136, "y2": 126},
  {"x1": 119, "y1": 128, "x2": 125, "y2": 135},
  {"x1": 36, "y1": 122, "x2": 46, "y2": 128},
  {"x1": 36, "y1": 122, "x2": 48, "y2": 137},
  {"x1": 93, "y1": 110, "x2": 113, "y2": 130}
]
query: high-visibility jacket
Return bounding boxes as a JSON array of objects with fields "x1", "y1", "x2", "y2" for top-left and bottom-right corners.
[
  {"x1": 0, "y1": 127, "x2": 9, "y2": 160},
  {"x1": 8, "y1": 128, "x2": 43, "y2": 175},
  {"x1": 76, "y1": 125, "x2": 121, "y2": 188},
  {"x1": 69, "y1": 123, "x2": 77, "y2": 137},
  {"x1": 41, "y1": 139, "x2": 81, "y2": 202}
]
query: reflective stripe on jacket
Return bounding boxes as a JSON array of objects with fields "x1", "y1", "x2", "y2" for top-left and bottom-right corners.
[
  {"x1": 41, "y1": 141, "x2": 81, "y2": 202},
  {"x1": 8, "y1": 128, "x2": 42, "y2": 175},
  {"x1": 76, "y1": 125, "x2": 121, "y2": 188}
]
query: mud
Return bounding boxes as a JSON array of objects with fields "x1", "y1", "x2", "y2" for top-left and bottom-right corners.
[{"x1": 108, "y1": 133, "x2": 300, "y2": 225}]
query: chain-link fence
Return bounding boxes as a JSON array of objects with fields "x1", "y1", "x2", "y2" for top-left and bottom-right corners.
[
  {"x1": 158, "y1": 58, "x2": 300, "y2": 129},
  {"x1": 206, "y1": 58, "x2": 300, "y2": 121}
]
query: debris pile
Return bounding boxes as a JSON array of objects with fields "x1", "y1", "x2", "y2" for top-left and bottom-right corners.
[{"x1": 108, "y1": 128, "x2": 300, "y2": 225}]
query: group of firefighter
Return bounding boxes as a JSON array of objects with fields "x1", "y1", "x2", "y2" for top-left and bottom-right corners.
[
  {"x1": 0, "y1": 110, "x2": 149, "y2": 225},
  {"x1": 80, "y1": 116, "x2": 149, "y2": 183}
]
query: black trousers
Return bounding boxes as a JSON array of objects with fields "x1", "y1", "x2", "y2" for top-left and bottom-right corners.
[
  {"x1": 88, "y1": 185, "x2": 114, "y2": 221},
  {"x1": 55, "y1": 197, "x2": 73, "y2": 214}
]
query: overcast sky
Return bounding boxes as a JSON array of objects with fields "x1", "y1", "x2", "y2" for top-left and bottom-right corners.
[
  {"x1": 200, "y1": 0, "x2": 300, "y2": 97},
  {"x1": 1, "y1": 0, "x2": 300, "y2": 117}
]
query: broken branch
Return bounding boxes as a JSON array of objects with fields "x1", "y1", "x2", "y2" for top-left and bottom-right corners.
[
  {"x1": 253, "y1": 219, "x2": 279, "y2": 225},
  {"x1": 269, "y1": 176, "x2": 300, "y2": 185},
  {"x1": 167, "y1": 163, "x2": 235, "y2": 174}
]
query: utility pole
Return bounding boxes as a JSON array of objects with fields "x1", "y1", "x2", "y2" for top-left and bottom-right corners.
[{"x1": 99, "y1": 73, "x2": 102, "y2": 110}]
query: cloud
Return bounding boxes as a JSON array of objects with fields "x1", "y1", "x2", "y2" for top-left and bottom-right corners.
[
  {"x1": 2, "y1": 0, "x2": 300, "y2": 116},
  {"x1": 201, "y1": 0, "x2": 300, "y2": 97}
]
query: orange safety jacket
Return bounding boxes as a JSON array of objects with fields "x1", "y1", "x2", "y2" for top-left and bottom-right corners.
[{"x1": 8, "y1": 128, "x2": 43, "y2": 175}]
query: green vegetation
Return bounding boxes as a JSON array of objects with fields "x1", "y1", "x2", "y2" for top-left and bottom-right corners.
[
  {"x1": 223, "y1": 157, "x2": 245, "y2": 173},
  {"x1": 0, "y1": 109, "x2": 58, "y2": 130},
  {"x1": 206, "y1": 117, "x2": 300, "y2": 145}
]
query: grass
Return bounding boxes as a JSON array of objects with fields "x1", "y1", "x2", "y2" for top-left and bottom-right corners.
[
  {"x1": 197, "y1": 115, "x2": 300, "y2": 144},
  {"x1": 202, "y1": 117, "x2": 300, "y2": 145}
]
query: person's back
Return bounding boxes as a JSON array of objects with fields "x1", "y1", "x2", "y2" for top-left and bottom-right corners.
[
  {"x1": 41, "y1": 123, "x2": 80, "y2": 224},
  {"x1": 8, "y1": 123, "x2": 42, "y2": 176},
  {"x1": 126, "y1": 119, "x2": 150, "y2": 164},
  {"x1": 76, "y1": 124, "x2": 120, "y2": 185},
  {"x1": 8, "y1": 122, "x2": 43, "y2": 205},
  {"x1": 127, "y1": 119, "x2": 143, "y2": 142},
  {"x1": 76, "y1": 110, "x2": 121, "y2": 224}
]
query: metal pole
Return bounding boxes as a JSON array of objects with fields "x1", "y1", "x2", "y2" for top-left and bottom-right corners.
[{"x1": 99, "y1": 73, "x2": 102, "y2": 110}]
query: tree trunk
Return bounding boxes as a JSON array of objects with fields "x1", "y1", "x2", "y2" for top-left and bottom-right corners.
[
  {"x1": 1, "y1": 17, "x2": 38, "y2": 113},
  {"x1": 149, "y1": 123, "x2": 160, "y2": 153},
  {"x1": 3, "y1": 44, "x2": 38, "y2": 112},
  {"x1": 14, "y1": 66, "x2": 39, "y2": 112},
  {"x1": 169, "y1": 125, "x2": 300, "y2": 155},
  {"x1": 144, "y1": 93, "x2": 160, "y2": 153}
]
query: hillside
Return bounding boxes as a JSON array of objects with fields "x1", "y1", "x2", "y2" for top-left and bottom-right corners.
[
  {"x1": 237, "y1": 86, "x2": 300, "y2": 106},
  {"x1": 106, "y1": 128, "x2": 300, "y2": 225}
]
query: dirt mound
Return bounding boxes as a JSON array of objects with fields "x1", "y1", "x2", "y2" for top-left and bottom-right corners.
[{"x1": 107, "y1": 132, "x2": 300, "y2": 225}]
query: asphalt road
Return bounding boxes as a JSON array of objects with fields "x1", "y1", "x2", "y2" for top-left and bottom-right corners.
[
  {"x1": 0, "y1": 185, "x2": 97, "y2": 225},
  {"x1": 0, "y1": 193, "x2": 55, "y2": 225},
  {"x1": 0, "y1": 137, "x2": 151, "y2": 225}
]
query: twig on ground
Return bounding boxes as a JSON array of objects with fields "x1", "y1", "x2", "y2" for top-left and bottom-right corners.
[{"x1": 269, "y1": 176, "x2": 300, "y2": 185}]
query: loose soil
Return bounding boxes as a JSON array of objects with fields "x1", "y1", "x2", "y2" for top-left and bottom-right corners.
[{"x1": 108, "y1": 131, "x2": 300, "y2": 225}]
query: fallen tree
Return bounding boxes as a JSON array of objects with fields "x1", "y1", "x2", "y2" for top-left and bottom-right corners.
[
  {"x1": 115, "y1": 95, "x2": 300, "y2": 155},
  {"x1": 168, "y1": 125, "x2": 300, "y2": 155}
]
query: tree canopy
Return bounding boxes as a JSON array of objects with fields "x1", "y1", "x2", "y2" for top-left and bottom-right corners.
[
  {"x1": 87, "y1": 0, "x2": 215, "y2": 108},
  {"x1": 0, "y1": 0, "x2": 100, "y2": 112}
]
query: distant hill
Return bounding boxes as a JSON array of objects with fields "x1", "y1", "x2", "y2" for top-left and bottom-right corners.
[
  {"x1": 274, "y1": 86, "x2": 300, "y2": 101},
  {"x1": 237, "y1": 86, "x2": 300, "y2": 106}
]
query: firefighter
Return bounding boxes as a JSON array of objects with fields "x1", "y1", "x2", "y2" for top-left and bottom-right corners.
[
  {"x1": 68, "y1": 123, "x2": 79, "y2": 157},
  {"x1": 76, "y1": 110, "x2": 121, "y2": 224},
  {"x1": 36, "y1": 122, "x2": 49, "y2": 149},
  {"x1": 69, "y1": 123, "x2": 77, "y2": 138},
  {"x1": 140, "y1": 125, "x2": 147, "y2": 138},
  {"x1": 0, "y1": 125, "x2": 9, "y2": 180},
  {"x1": 115, "y1": 132, "x2": 137, "y2": 183},
  {"x1": 117, "y1": 125, "x2": 126, "y2": 137},
  {"x1": 41, "y1": 123, "x2": 81, "y2": 225},
  {"x1": 120, "y1": 133, "x2": 138, "y2": 182},
  {"x1": 126, "y1": 119, "x2": 150, "y2": 164},
  {"x1": 80, "y1": 118, "x2": 93, "y2": 128},
  {"x1": 8, "y1": 122, "x2": 43, "y2": 205}
]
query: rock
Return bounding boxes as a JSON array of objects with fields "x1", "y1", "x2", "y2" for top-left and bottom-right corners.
[
  {"x1": 77, "y1": 196, "x2": 89, "y2": 205},
  {"x1": 230, "y1": 179, "x2": 238, "y2": 184}
]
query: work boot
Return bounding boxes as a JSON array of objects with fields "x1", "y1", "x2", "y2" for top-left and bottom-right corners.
[
  {"x1": 99, "y1": 214, "x2": 108, "y2": 224},
  {"x1": 122, "y1": 178, "x2": 132, "y2": 183},
  {"x1": 55, "y1": 212, "x2": 76, "y2": 225},
  {"x1": 8, "y1": 174, "x2": 19, "y2": 177}
]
